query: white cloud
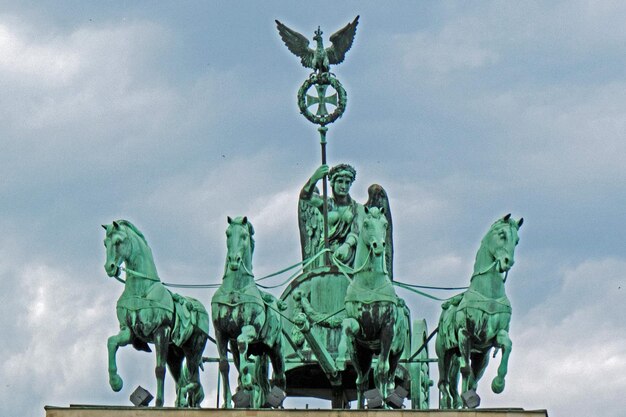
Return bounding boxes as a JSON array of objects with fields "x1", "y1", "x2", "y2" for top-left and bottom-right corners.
[
  {"x1": 395, "y1": 26, "x2": 498, "y2": 76},
  {"x1": 0, "y1": 261, "x2": 116, "y2": 415},
  {"x1": 0, "y1": 23, "x2": 80, "y2": 86}
]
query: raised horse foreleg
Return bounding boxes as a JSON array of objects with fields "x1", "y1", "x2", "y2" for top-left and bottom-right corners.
[
  {"x1": 107, "y1": 326, "x2": 132, "y2": 392},
  {"x1": 491, "y1": 329, "x2": 512, "y2": 394}
]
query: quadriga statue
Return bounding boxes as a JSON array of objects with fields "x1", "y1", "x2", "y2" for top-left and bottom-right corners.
[{"x1": 436, "y1": 214, "x2": 523, "y2": 409}]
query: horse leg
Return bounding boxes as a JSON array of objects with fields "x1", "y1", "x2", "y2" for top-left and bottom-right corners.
[
  {"x1": 375, "y1": 318, "x2": 395, "y2": 404},
  {"x1": 449, "y1": 355, "x2": 462, "y2": 408},
  {"x1": 215, "y1": 330, "x2": 232, "y2": 408},
  {"x1": 230, "y1": 340, "x2": 243, "y2": 390},
  {"x1": 237, "y1": 324, "x2": 258, "y2": 390},
  {"x1": 435, "y1": 335, "x2": 451, "y2": 409},
  {"x1": 253, "y1": 354, "x2": 269, "y2": 408},
  {"x1": 153, "y1": 327, "x2": 169, "y2": 407},
  {"x1": 269, "y1": 339, "x2": 286, "y2": 391},
  {"x1": 355, "y1": 345, "x2": 374, "y2": 409},
  {"x1": 183, "y1": 333, "x2": 207, "y2": 407},
  {"x1": 107, "y1": 326, "x2": 132, "y2": 392},
  {"x1": 491, "y1": 329, "x2": 512, "y2": 394},
  {"x1": 342, "y1": 318, "x2": 367, "y2": 408},
  {"x1": 469, "y1": 351, "x2": 490, "y2": 392},
  {"x1": 456, "y1": 327, "x2": 471, "y2": 395},
  {"x1": 167, "y1": 346, "x2": 184, "y2": 407}
]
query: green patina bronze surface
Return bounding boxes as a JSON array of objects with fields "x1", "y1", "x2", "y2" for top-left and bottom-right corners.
[
  {"x1": 102, "y1": 220, "x2": 209, "y2": 408},
  {"x1": 436, "y1": 214, "x2": 523, "y2": 409},
  {"x1": 298, "y1": 164, "x2": 393, "y2": 275},
  {"x1": 337, "y1": 207, "x2": 407, "y2": 408},
  {"x1": 276, "y1": 17, "x2": 358, "y2": 126},
  {"x1": 275, "y1": 17, "x2": 359, "y2": 75},
  {"x1": 211, "y1": 217, "x2": 286, "y2": 409}
]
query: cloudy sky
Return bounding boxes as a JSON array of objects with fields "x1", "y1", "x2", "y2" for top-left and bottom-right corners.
[{"x1": 1, "y1": 1, "x2": 625, "y2": 416}]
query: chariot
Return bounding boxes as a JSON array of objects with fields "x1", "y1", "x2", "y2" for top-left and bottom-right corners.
[{"x1": 278, "y1": 265, "x2": 434, "y2": 409}]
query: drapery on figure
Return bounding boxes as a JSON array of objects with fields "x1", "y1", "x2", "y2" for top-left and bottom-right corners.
[{"x1": 298, "y1": 163, "x2": 393, "y2": 277}]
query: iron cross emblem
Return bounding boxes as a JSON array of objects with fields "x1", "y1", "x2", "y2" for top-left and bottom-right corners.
[{"x1": 306, "y1": 84, "x2": 338, "y2": 116}]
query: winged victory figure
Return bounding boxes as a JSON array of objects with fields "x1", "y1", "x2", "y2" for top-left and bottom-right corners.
[
  {"x1": 275, "y1": 16, "x2": 359, "y2": 74},
  {"x1": 298, "y1": 163, "x2": 394, "y2": 280}
]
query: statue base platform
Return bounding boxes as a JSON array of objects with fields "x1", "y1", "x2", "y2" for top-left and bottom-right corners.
[{"x1": 46, "y1": 406, "x2": 548, "y2": 417}]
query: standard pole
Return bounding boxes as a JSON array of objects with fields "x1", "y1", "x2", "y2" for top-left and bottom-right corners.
[{"x1": 319, "y1": 125, "x2": 330, "y2": 265}]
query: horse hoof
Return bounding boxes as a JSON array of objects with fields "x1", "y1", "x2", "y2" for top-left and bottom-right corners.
[
  {"x1": 109, "y1": 374, "x2": 123, "y2": 392},
  {"x1": 461, "y1": 389, "x2": 480, "y2": 408},
  {"x1": 492, "y1": 376, "x2": 505, "y2": 393}
]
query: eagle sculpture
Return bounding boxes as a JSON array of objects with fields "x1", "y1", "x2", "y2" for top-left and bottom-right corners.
[{"x1": 275, "y1": 16, "x2": 359, "y2": 74}]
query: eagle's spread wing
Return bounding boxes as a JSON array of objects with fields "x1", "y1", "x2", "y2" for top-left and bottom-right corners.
[
  {"x1": 326, "y1": 16, "x2": 359, "y2": 65},
  {"x1": 275, "y1": 20, "x2": 314, "y2": 69}
]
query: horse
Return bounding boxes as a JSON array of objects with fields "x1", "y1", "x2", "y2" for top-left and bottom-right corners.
[
  {"x1": 436, "y1": 214, "x2": 523, "y2": 409},
  {"x1": 102, "y1": 220, "x2": 210, "y2": 407},
  {"x1": 339, "y1": 206, "x2": 408, "y2": 408},
  {"x1": 211, "y1": 216, "x2": 286, "y2": 408}
]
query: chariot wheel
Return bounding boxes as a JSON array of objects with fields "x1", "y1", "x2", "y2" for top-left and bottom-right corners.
[{"x1": 410, "y1": 319, "x2": 433, "y2": 409}]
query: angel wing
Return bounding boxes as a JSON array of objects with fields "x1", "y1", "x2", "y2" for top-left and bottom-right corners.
[
  {"x1": 365, "y1": 183, "x2": 393, "y2": 280},
  {"x1": 326, "y1": 15, "x2": 359, "y2": 65},
  {"x1": 275, "y1": 20, "x2": 315, "y2": 69},
  {"x1": 298, "y1": 187, "x2": 325, "y2": 271}
]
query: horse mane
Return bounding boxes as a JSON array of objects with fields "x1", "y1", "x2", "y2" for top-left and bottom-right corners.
[{"x1": 115, "y1": 219, "x2": 149, "y2": 246}]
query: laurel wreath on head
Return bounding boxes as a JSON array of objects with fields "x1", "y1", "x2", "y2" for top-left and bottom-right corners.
[{"x1": 297, "y1": 73, "x2": 347, "y2": 126}]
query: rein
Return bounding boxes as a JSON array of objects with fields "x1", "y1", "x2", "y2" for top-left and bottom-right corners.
[
  {"x1": 469, "y1": 259, "x2": 511, "y2": 283},
  {"x1": 331, "y1": 246, "x2": 372, "y2": 281},
  {"x1": 109, "y1": 249, "x2": 509, "y2": 303},
  {"x1": 110, "y1": 248, "x2": 331, "y2": 289},
  {"x1": 470, "y1": 260, "x2": 498, "y2": 280}
]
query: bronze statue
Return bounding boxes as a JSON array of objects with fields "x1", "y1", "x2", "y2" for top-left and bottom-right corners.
[
  {"x1": 436, "y1": 214, "x2": 523, "y2": 409},
  {"x1": 298, "y1": 163, "x2": 393, "y2": 275},
  {"x1": 338, "y1": 206, "x2": 407, "y2": 408},
  {"x1": 276, "y1": 16, "x2": 359, "y2": 74},
  {"x1": 211, "y1": 216, "x2": 286, "y2": 408},
  {"x1": 102, "y1": 220, "x2": 209, "y2": 407}
]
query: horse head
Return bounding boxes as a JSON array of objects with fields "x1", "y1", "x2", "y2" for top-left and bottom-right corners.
[
  {"x1": 102, "y1": 220, "x2": 132, "y2": 278},
  {"x1": 361, "y1": 206, "x2": 388, "y2": 258},
  {"x1": 225, "y1": 216, "x2": 255, "y2": 273},
  {"x1": 482, "y1": 214, "x2": 523, "y2": 273}
]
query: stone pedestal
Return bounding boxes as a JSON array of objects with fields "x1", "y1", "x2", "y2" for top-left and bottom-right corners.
[{"x1": 45, "y1": 406, "x2": 548, "y2": 417}]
